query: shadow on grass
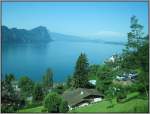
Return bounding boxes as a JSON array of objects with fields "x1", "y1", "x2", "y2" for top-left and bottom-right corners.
[{"x1": 121, "y1": 93, "x2": 139, "y2": 103}]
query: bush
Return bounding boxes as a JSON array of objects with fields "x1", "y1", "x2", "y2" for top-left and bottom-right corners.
[
  {"x1": 43, "y1": 92, "x2": 69, "y2": 113},
  {"x1": 59, "y1": 100, "x2": 69, "y2": 113},
  {"x1": 116, "y1": 92, "x2": 127, "y2": 103},
  {"x1": 1, "y1": 105, "x2": 15, "y2": 113},
  {"x1": 41, "y1": 108, "x2": 48, "y2": 112},
  {"x1": 43, "y1": 92, "x2": 62, "y2": 112}
]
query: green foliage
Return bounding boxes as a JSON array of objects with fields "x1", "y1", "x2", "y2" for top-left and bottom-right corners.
[
  {"x1": 126, "y1": 15, "x2": 144, "y2": 51},
  {"x1": 105, "y1": 87, "x2": 115, "y2": 108},
  {"x1": 66, "y1": 75, "x2": 74, "y2": 88},
  {"x1": 96, "y1": 65, "x2": 113, "y2": 94},
  {"x1": 18, "y1": 76, "x2": 34, "y2": 97},
  {"x1": 59, "y1": 100, "x2": 69, "y2": 113},
  {"x1": 41, "y1": 107, "x2": 48, "y2": 112},
  {"x1": 88, "y1": 65, "x2": 99, "y2": 80},
  {"x1": 1, "y1": 76, "x2": 22, "y2": 112},
  {"x1": 43, "y1": 92, "x2": 62, "y2": 112},
  {"x1": 116, "y1": 86, "x2": 127, "y2": 103},
  {"x1": 43, "y1": 92, "x2": 69, "y2": 113},
  {"x1": 43, "y1": 68, "x2": 53, "y2": 94},
  {"x1": 1, "y1": 105, "x2": 16, "y2": 113},
  {"x1": 33, "y1": 83, "x2": 44, "y2": 104},
  {"x1": 52, "y1": 84, "x2": 66, "y2": 94},
  {"x1": 5, "y1": 74, "x2": 15, "y2": 83},
  {"x1": 73, "y1": 53, "x2": 89, "y2": 88},
  {"x1": 119, "y1": 16, "x2": 149, "y2": 96}
]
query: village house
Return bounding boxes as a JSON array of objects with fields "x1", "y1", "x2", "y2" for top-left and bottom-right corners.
[{"x1": 62, "y1": 88, "x2": 104, "y2": 110}]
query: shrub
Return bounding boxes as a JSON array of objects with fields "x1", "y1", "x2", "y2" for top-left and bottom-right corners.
[
  {"x1": 43, "y1": 92, "x2": 62, "y2": 112},
  {"x1": 43, "y1": 92, "x2": 69, "y2": 113},
  {"x1": 116, "y1": 92, "x2": 127, "y2": 103},
  {"x1": 41, "y1": 108, "x2": 48, "y2": 112},
  {"x1": 59, "y1": 100, "x2": 69, "y2": 113}
]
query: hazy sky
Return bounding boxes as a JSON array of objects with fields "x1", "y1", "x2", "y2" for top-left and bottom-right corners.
[{"x1": 2, "y1": 2, "x2": 148, "y2": 42}]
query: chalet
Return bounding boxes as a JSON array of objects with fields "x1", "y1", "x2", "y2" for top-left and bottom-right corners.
[{"x1": 62, "y1": 88, "x2": 104, "y2": 110}]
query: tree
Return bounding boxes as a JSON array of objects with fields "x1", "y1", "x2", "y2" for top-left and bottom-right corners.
[
  {"x1": 105, "y1": 86, "x2": 115, "y2": 108},
  {"x1": 73, "y1": 53, "x2": 89, "y2": 88},
  {"x1": 121, "y1": 16, "x2": 149, "y2": 96},
  {"x1": 1, "y1": 77, "x2": 21, "y2": 112},
  {"x1": 96, "y1": 65, "x2": 113, "y2": 94},
  {"x1": 43, "y1": 92, "x2": 62, "y2": 113},
  {"x1": 121, "y1": 16, "x2": 146, "y2": 70},
  {"x1": 66, "y1": 75, "x2": 74, "y2": 88},
  {"x1": 134, "y1": 40, "x2": 149, "y2": 96},
  {"x1": 126, "y1": 15, "x2": 144, "y2": 52},
  {"x1": 18, "y1": 76, "x2": 34, "y2": 97},
  {"x1": 59, "y1": 100, "x2": 69, "y2": 113},
  {"x1": 5, "y1": 74, "x2": 15, "y2": 83},
  {"x1": 33, "y1": 83, "x2": 44, "y2": 104},
  {"x1": 43, "y1": 68, "x2": 53, "y2": 93},
  {"x1": 116, "y1": 86, "x2": 127, "y2": 103}
]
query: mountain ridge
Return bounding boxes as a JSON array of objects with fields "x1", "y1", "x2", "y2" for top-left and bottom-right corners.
[
  {"x1": 2, "y1": 25, "x2": 125, "y2": 45},
  {"x1": 1, "y1": 25, "x2": 52, "y2": 43}
]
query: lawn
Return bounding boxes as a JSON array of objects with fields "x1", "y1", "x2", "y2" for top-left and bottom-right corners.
[
  {"x1": 18, "y1": 92, "x2": 148, "y2": 113},
  {"x1": 19, "y1": 106, "x2": 43, "y2": 113},
  {"x1": 71, "y1": 92, "x2": 149, "y2": 113}
]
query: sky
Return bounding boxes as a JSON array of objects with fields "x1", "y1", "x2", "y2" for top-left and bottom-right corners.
[{"x1": 2, "y1": 2, "x2": 148, "y2": 42}]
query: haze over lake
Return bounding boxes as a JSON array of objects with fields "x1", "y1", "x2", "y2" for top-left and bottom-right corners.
[{"x1": 2, "y1": 41, "x2": 125, "y2": 82}]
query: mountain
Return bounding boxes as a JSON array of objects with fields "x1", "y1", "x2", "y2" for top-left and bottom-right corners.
[
  {"x1": 50, "y1": 32, "x2": 125, "y2": 45},
  {"x1": 2, "y1": 25, "x2": 125, "y2": 45},
  {"x1": 50, "y1": 32, "x2": 92, "y2": 42},
  {"x1": 1, "y1": 26, "x2": 52, "y2": 43}
]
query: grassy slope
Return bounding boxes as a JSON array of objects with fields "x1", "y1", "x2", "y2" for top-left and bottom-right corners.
[
  {"x1": 71, "y1": 92, "x2": 148, "y2": 113},
  {"x1": 19, "y1": 106, "x2": 43, "y2": 113},
  {"x1": 18, "y1": 92, "x2": 148, "y2": 113}
]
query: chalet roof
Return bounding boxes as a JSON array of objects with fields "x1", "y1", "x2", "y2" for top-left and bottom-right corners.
[{"x1": 62, "y1": 88, "x2": 104, "y2": 107}]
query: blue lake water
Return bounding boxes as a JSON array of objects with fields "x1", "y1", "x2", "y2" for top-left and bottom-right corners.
[{"x1": 2, "y1": 41, "x2": 125, "y2": 82}]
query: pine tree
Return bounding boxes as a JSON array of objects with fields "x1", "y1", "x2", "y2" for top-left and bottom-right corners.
[
  {"x1": 126, "y1": 15, "x2": 144, "y2": 52},
  {"x1": 43, "y1": 68, "x2": 53, "y2": 93},
  {"x1": 73, "y1": 53, "x2": 89, "y2": 88},
  {"x1": 33, "y1": 83, "x2": 44, "y2": 104},
  {"x1": 121, "y1": 16, "x2": 149, "y2": 96}
]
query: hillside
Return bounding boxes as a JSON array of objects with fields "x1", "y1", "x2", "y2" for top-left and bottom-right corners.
[
  {"x1": 18, "y1": 92, "x2": 148, "y2": 113},
  {"x1": 71, "y1": 92, "x2": 148, "y2": 113},
  {"x1": 1, "y1": 26, "x2": 52, "y2": 43}
]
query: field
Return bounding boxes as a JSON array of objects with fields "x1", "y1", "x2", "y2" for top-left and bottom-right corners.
[
  {"x1": 71, "y1": 92, "x2": 148, "y2": 113},
  {"x1": 19, "y1": 92, "x2": 148, "y2": 113},
  {"x1": 19, "y1": 106, "x2": 43, "y2": 113}
]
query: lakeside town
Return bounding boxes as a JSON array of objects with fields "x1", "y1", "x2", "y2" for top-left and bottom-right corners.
[{"x1": 1, "y1": 1, "x2": 149, "y2": 113}]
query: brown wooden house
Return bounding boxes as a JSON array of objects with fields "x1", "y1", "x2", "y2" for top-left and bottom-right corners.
[{"x1": 62, "y1": 88, "x2": 104, "y2": 110}]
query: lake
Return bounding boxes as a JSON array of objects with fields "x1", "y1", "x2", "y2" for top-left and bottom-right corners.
[{"x1": 2, "y1": 41, "x2": 125, "y2": 82}]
